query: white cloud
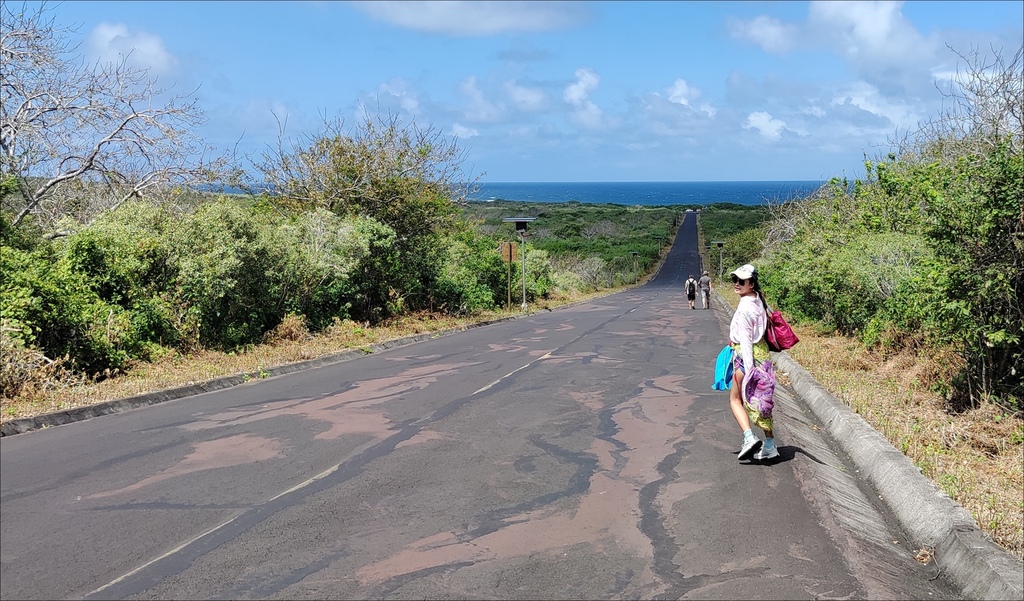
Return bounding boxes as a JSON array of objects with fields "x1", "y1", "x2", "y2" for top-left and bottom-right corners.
[
  {"x1": 86, "y1": 22, "x2": 178, "y2": 75},
  {"x1": 503, "y1": 80, "x2": 548, "y2": 111},
  {"x1": 563, "y1": 67, "x2": 604, "y2": 129},
  {"x1": 803, "y1": 105, "x2": 827, "y2": 118},
  {"x1": 564, "y1": 67, "x2": 599, "y2": 105},
  {"x1": 829, "y1": 80, "x2": 920, "y2": 127},
  {"x1": 729, "y1": 1, "x2": 940, "y2": 95},
  {"x1": 698, "y1": 103, "x2": 717, "y2": 118},
  {"x1": 666, "y1": 79, "x2": 696, "y2": 106},
  {"x1": 730, "y1": 1, "x2": 933, "y2": 64},
  {"x1": 350, "y1": 1, "x2": 592, "y2": 36},
  {"x1": 726, "y1": 14, "x2": 798, "y2": 54},
  {"x1": 807, "y1": 1, "x2": 933, "y2": 66},
  {"x1": 378, "y1": 79, "x2": 421, "y2": 114},
  {"x1": 745, "y1": 111, "x2": 788, "y2": 140},
  {"x1": 665, "y1": 79, "x2": 717, "y2": 117},
  {"x1": 626, "y1": 141, "x2": 662, "y2": 152},
  {"x1": 450, "y1": 123, "x2": 479, "y2": 138},
  {"x1": 459, "y1": 76, "x2": 504, "y2": 122}
]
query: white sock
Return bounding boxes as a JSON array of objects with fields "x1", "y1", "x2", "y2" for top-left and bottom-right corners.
[
  {"x1": 764, "y1": 436, "x2": 775, "y2": 448},
  {"x1": 743, "y1": 429, "x2": 755, "y2": 441}
]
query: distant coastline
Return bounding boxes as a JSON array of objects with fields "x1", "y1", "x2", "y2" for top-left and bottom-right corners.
[{"x1": 465, "y1": 180, "x2": 824, "y2": 206}]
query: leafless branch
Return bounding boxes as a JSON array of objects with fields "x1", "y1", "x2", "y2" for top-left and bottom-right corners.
[{"x1": 1, "y1": 1, "x2": 229, "y2": 231}]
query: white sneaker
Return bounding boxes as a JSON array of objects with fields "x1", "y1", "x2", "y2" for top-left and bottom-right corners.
[
  {"x1": 738, "y1": 436, "x2": 762, "y2": 460},
  {"x1": 756, "y1": 442, "x2": 779, "y2": 460}
]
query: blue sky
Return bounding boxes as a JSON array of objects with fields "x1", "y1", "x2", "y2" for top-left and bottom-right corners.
[{"x1": 38, "y1": 1, "x2": 1024, "y2": 182}]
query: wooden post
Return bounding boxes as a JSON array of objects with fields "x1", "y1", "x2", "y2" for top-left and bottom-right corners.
[{"x1": 501, "y1": 241, "x2": 517, "y2": 311}]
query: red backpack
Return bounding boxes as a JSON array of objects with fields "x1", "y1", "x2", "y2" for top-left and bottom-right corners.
[{"x1": 764, "y1": 306, "x2": 799, "y2": 352}]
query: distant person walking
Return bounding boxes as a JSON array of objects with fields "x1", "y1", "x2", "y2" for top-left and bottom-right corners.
[
  {"x1": 698, "y1": 271, "x2": 711, "y2": 309},
  {"x1": 720, "y1": 263, "x2": 777, "y2": 461},
  {"x1": 684, "y1": 274, "x2": 698, "y2": 310}
]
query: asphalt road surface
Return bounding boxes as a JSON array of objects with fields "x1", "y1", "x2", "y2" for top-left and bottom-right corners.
[{"x1": 0, "y1": 212, "x2": 959, "y2": 600}]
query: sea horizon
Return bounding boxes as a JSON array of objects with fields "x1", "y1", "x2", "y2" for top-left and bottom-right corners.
[
  {"x1": 471, "y1": 179, "x2": 824, "y2": 183},
  {"x1": 465, "y1": 180, "x2": 824, "y2": 206}
]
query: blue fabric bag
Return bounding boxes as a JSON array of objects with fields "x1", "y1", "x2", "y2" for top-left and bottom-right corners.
[{"x1": 712, "y1": 345, "x2": 734, "y2": 390}]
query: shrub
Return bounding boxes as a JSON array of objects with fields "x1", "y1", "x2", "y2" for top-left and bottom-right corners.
[
  {"x1": 164, "y1": 199, "x2": 368, "y2": 348},
  {"x1": 0, "y1": 244, "x2": 132, "y2": 375},
  {"x1": 263, "y1": 313, "x2": 310, "y2": 344},
  {"x1": 524, "y1": 248, "x2": 554, "y2": 300},
  {"x1": 60, "y1": 202, "x2": 180, "y2": 350},
  {"x1": 0, "y1": 325, "x2": 83, "y2": 399},
  {"x1": 432, "y1": 237, "x2": 503, "y2": 314}
]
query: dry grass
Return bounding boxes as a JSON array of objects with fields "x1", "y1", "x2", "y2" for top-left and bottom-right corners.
[{"x1": 4, "y1": 282, "x2": 1022, "y2": 561}]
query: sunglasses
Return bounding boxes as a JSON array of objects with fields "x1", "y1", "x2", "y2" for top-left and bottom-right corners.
[{"x1": 731, "y1": 276, "x2": 749, "y2": 285}]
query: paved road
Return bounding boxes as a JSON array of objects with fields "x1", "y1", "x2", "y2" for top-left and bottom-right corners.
[{"x1": 0, "y1": 212, "x2": 958, "y2": 600}]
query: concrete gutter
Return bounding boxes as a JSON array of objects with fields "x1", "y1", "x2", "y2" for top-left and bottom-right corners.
[{"x1": 773, "y1": 351, "x2": 1024, "y2": 601}]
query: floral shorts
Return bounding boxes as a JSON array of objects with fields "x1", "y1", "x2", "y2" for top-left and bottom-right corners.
[{"x1": 731, "y1": 340, "x2": 773, "y2": 431}]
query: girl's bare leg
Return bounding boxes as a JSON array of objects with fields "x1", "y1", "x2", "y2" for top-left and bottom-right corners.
[{"x1": 729, "y1": 369, "x2": 751, "y2": 431}]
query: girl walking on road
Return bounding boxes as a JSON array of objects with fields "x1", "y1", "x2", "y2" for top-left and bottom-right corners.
[{"x1": 723, "y1": 263, "x2": 777, "y2": 461}]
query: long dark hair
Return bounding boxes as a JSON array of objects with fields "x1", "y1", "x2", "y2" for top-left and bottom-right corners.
[{"x1": 750, "y1": 274, "x2": 769, "y2": 310}]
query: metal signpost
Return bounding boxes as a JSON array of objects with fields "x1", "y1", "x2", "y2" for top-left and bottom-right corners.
[
  {"x1": 711, "y1": 240, "x2": 726, "y2": 280},
  {"x1": 503, "y1": 218, "x2": 536, "y2": 311}
]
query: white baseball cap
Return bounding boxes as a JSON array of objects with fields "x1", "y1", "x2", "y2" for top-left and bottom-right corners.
[{"x1": 730, "y1": 264, "x2": 757, "y2": 280}]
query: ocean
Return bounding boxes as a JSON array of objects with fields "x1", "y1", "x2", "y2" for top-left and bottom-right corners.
[{"x1": 465, "y1": 181, "x2": 824, "y2": 206}]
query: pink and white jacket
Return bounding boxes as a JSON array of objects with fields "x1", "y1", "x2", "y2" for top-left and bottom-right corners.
[{"x1": 729, "y1": 294, "x2": 767, "y2": 374}]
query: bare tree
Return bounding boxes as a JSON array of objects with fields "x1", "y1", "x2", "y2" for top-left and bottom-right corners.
[
  {"x1": 900, "y1": 44, "x2": 1024, "y2": 161},
  {"x1": 0, "y1": 2, "x2": 226, "y2": 233},
  {"x1": 581, "y1": 220, "x2": 617, "y2": 240}
]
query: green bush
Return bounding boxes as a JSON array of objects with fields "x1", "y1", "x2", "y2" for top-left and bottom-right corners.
[
  {"x1": 433, "y1": 237, "x2": 502, "y2": 314},
  {"x1": 2, "y1": 197, "x2": 396, "y2": 373},
  {"x1": 166, "y1": 200, "x2": 380, "y2": 347},
  {"x1": 265, "y1": 208, "x2": 374, "y2": 330},
  {"x1": 60, "y1": 202, "x2": 179, "y2": 350},
  {"x1": 0, "y1": 244, "x2": 132, "y2": 375},
  {"x1": 344, "y1": 217, "x2": 401, "y2": 323},
  {"x1": 524, "y1": 248, "x2": 554, "y2": 300}
]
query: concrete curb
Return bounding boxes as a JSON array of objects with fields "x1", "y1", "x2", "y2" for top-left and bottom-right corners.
[{"x1": 773, "y1": 351, "x2": 1024, "y2": 601}]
